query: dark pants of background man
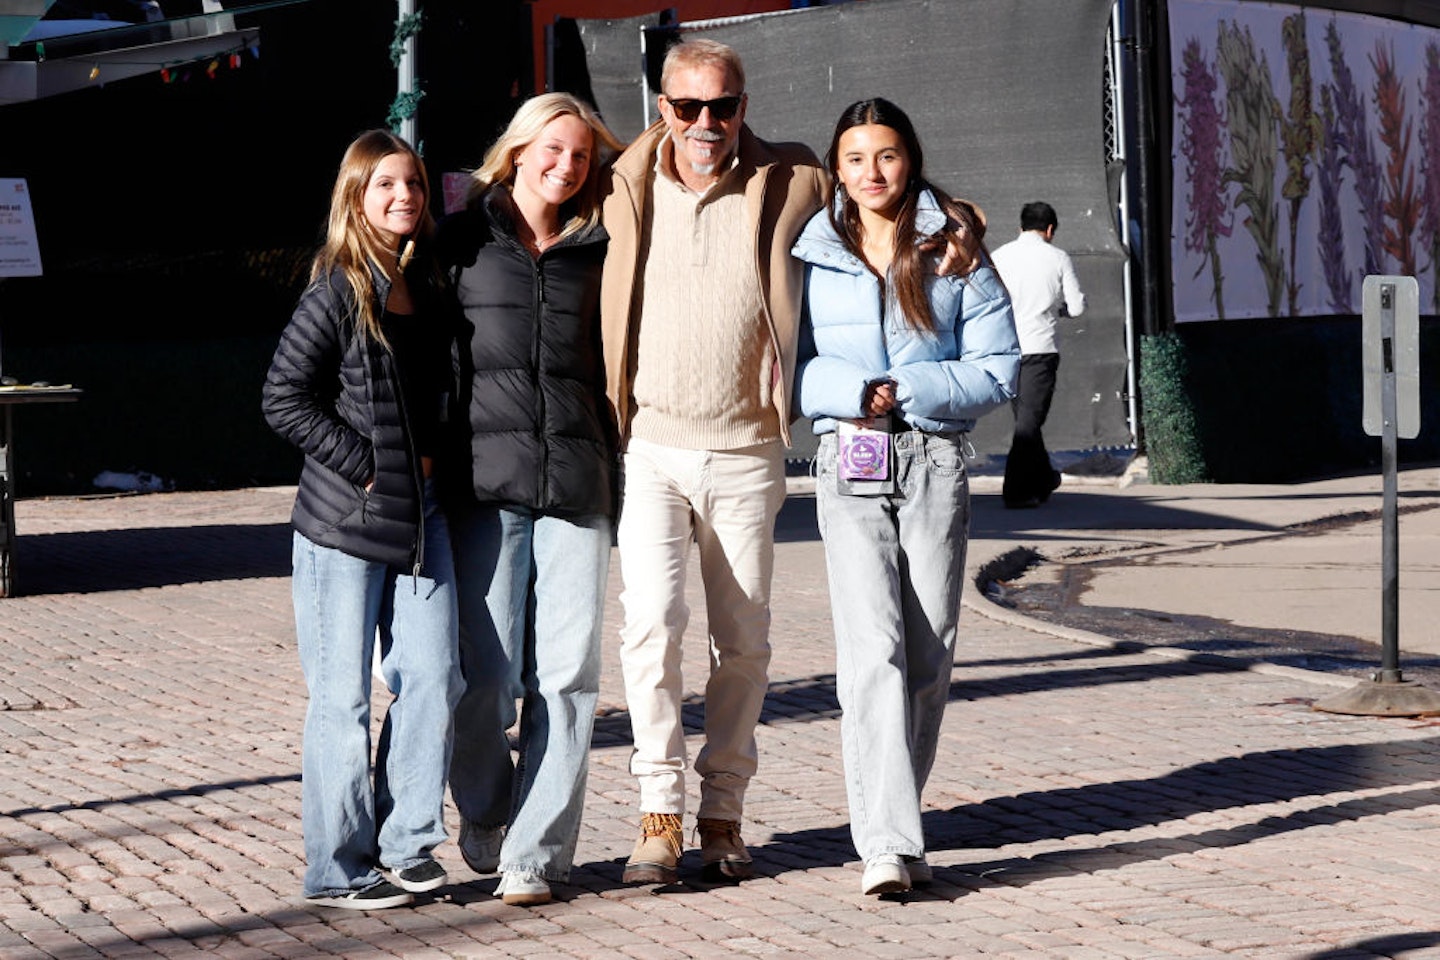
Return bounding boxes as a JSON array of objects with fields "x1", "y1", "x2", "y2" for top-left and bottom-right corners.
[{"x1": 1003, "y1": 352, "x2": 1061, "y2": 508}]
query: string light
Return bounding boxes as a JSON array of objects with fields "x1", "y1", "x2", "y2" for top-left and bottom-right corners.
[
  {"x1": 29, "y1": 36, "x2": 260, "y2": 86},
  {"x1": 149, "y1": 38, "x2": 259, "y2": 85},
  {"x1": 20, "y1": 29, "x2": 258, "y2": 82}
]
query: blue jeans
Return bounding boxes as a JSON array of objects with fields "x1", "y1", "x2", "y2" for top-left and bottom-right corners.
[
  {"x1": 815, "y1": 431, "x2": 969, "y2": 862},
  {"x1": 450, "y1": 504, "x2": 610, "y2": 881},
  {"x1": 290, "y1": 485, "x2": 461, "y2": 898}
]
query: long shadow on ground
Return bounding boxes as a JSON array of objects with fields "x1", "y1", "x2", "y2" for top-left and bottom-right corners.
[
  {"x1": 762, "y1": 736, "x2": 1440, "y2": 896},
  {"x1": 14, "y1": 522, "x2": 292, "y2": 594}
]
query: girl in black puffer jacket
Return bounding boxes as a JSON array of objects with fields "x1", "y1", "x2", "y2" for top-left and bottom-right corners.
[
  {"x1": 437, "y1": 93, "x2": 623, "y2": 907},
  {"x1": 262, "y1": 130, "x2": 463, "y2": 911}
]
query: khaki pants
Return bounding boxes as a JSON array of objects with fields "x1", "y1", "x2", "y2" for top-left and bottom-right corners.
[{"x1": 616, "y1": 437, "x2": 786, "y2": 820}]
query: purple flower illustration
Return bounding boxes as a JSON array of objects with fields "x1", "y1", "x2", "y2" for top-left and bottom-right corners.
[
  {"x1": 1178, "y1": 37, "x2": 1233, "y2": 318},
  {"x1": 1421, "y1": 42, "x2": 1440, "y2": 310},
  {"x1": 1327, "y1": 20, "x2": 1386, "y2": 280},
  {"x1": 1316, "y1": 85, "x2": 1351, "y2": 312}
]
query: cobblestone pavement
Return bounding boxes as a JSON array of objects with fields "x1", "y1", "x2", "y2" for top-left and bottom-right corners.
[{"x1": 1, "y1": 488, "x2": 1439, "y2": 959}]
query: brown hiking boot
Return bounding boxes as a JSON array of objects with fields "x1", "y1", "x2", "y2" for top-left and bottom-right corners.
[
  {"x1": 622, "y1": 812, "x2": 683, "y2": 884},
  {"x1": 696, "y1": 817, "x2": 753, "y2": 882}
]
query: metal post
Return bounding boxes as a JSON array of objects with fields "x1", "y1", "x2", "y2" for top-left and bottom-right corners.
[
  {"x1": 397, "y1": 0, "x2": 417, "y2": 147},
  {"x1": 0, "y1": 405, "x2": 12, "y2": 597},
  {"x1": 1377, "y1": 282, "x2": 1401, "y2": 682},
  {"x1": 1314, "y1": 275, "x2": 1440, "y2": 716},
  {"x1": 544, "y1": 19, "x2": 555, "y2": 94},
  {"x1": 1111, "y1": 2, "x2": 1139, "y2": 445},
  {"x1": 1130, "y1": 0, "x2": 1167, "y2": 338}
]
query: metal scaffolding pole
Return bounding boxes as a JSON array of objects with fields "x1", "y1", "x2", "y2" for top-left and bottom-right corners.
[{"x1": 397, "y1": 0, "x2": 417, "y2": 147}]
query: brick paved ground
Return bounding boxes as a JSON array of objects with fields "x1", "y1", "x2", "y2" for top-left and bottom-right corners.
[{"x1": 1, "y1": 488, "x2": 1438, "y2": 959}]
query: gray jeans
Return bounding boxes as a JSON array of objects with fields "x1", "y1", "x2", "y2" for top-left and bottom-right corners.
[{"x1": 816, "y1": 430, "x2": 970, "y2": 862}]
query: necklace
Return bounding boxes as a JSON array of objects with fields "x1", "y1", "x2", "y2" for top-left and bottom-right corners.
[{"x1": 524, "y1": 227, "x2": 560, "y2": 256}]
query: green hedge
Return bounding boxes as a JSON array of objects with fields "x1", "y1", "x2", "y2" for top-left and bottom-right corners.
[{"x1": 1140, "y1": 333, "x2": 1210, "y2": 484}]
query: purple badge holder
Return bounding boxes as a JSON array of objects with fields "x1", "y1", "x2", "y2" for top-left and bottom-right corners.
[{"x1": 836, "y1": 416, "x2": 896, "y2": 496}]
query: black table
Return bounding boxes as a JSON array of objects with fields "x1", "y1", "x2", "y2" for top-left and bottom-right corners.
[{"x1": 0, "y1": 387, "x2": 82, "y2": 597}]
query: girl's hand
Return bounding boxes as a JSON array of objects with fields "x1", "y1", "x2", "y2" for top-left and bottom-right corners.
[
  {"x1": 863, "y1": 379, "x2": 897, "y2": 417},
  {"x1": 930, "y1": 220, "x2": 981, "y2": 277}
]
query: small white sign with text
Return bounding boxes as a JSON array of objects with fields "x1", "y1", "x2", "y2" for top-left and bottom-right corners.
[{"x1": 0, "y1": 178, "x2": 42, "y2": 278}]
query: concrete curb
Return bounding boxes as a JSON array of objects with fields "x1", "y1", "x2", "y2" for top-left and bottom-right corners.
[{"x1": 964, "y1": 546, "x2": 1359, "y2": 690}]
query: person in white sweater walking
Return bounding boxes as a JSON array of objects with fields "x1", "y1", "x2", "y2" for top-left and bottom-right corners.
[{"x1": 990, "y1": 201, "x2": 1086, "y2": 509}]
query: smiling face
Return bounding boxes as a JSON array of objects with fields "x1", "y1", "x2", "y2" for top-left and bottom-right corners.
[
  {"x1": 835, "y1": 123, "x2": 911, "y2": 223},
  {"x1": 511, "y1": 113, "x2": 594, "y2": 212},
  {"x1": 658, "y1": 63, "x2": 746, "y2": 187},
  {"x1": 362, "y1": 152, "x2": 425, "y2": 245}
]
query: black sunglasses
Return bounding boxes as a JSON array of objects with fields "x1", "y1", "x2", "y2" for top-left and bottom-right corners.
[{"x1": 666, "y1": 95, "x2": 743, "y2": 122}]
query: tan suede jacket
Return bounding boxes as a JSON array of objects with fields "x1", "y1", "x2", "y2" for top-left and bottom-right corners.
[{"x1": 599, "y1": 121, "x2": 828, "y2": 447}]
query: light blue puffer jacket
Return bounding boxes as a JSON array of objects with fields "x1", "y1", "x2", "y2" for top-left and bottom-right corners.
[{"x1": 792, "y1": 192, "x2": 1021, "y2": 435}]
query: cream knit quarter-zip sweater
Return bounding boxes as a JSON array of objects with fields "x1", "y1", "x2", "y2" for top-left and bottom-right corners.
[
  {"x1": 629, "y1": 150, "x2": 779, "y2": 450},
  {"x1": 600, "y1": 121, "x2": 830, "y2": 450}
]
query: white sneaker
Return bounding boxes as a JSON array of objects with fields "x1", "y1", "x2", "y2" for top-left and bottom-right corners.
[
  {"x1": 903, "y1": 854, "x2": 932, "y2": 886},
  {"x1": 459, "y1": 820, "x2": 504, "y2": 875},
  {"x1": 496, "y1": 870, "x2": 551, "y2": 906},
  {"x1": 861, "y1": 854, "x2": 910, "y2": 895}
]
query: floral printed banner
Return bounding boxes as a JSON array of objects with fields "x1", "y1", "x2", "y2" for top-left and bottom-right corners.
[{"x1": 1170, "y1": 0, "x2": 1440, "y2": 321}]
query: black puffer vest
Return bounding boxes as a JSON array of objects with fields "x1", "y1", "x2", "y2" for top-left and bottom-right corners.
[{"x1": 438, "y1": 190, "x2": 616, "y2": 517}]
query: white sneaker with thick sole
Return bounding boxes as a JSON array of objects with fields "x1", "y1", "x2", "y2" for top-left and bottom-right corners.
[
  {"x1": 496, "y1": 871, "x2": 552, "y2": 906},
  {"x1": 861, "y1": 854, "x2": 911, "y2": 896}
]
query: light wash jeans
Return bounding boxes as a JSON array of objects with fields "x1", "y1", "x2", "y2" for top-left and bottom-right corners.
[
  {"x1": 449, "y1": 504, "x2": 610, "y2": 881},
  {"x1": 290, "y1": 483, "x2": 461, "y2": 898},
  {"x1": 815, "y1": 430, "x2": 969, "y2": 863},
  {"x1": 616, "y1": 437, "x2": 786, "y2": 820}
]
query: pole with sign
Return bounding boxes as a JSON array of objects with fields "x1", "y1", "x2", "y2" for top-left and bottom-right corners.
[
  {"x1": 0, "y1": 176, "x2": 82, "y2": 597},
  {"x1": 0, "y1": 177, "x2": 45, "y2": 379},
  {"x1": 1315, "y1": 275, "x2": 1440, "y2": 717}
]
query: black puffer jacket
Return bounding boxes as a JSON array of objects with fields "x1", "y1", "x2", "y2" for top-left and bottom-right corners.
[
  {"x1": 438, "y1": 190, "x2": 616, "y2": 518},
  {"x1": 262, "y1": 264, "x2": 454, "y2": 569}
]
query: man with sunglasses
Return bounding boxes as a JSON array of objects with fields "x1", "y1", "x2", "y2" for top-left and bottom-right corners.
[{"x1": 600, "y1": 37, "x2": 828, "y2": 886}]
